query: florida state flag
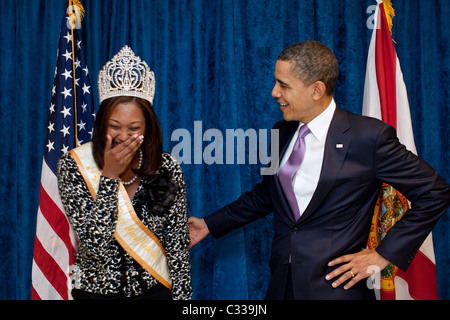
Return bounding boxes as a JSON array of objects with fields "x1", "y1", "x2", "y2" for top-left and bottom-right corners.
[{"x1": 363, "y1": 0, "x2": 439, "y2": 300}]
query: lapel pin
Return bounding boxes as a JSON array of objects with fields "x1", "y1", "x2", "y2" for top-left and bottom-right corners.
[{"x1": 336, "y1": 144, "x2": 344, "y2": 149}]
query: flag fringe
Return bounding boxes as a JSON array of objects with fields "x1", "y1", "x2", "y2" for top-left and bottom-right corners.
[{"x1": 382, "y1": 0, "x2": 395, "y2": 35}]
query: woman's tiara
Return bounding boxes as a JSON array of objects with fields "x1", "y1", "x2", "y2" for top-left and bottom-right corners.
[{"x1": 98, "y1": 45, "x2": 155, "y2": 105}]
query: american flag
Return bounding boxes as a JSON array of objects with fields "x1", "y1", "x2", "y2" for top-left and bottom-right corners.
[{"x1": 31, "y1": 1, "x2": 95, "y2": 300}]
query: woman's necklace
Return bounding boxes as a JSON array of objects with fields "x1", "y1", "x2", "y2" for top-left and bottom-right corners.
[{"x1": 122, "y1": 149, "x2": 143, "y2": 186}]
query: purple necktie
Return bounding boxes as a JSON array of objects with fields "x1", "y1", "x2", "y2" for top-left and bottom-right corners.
[{"x1": 278, "y1": 125, "x2": 310, "y2": 221}]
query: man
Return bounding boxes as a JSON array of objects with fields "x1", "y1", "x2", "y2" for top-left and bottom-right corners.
[{"x1": 188, "y1": 41, "x2": 450, "y2": 299}]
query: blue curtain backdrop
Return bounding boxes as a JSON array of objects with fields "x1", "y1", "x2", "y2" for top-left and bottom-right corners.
[{"x1": 0, "y1": 0, "x2": 449, "y2": 300}]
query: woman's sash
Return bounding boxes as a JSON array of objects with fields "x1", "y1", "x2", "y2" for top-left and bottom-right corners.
[{"x1": 69, "y1": 142, "x2": 172, "y2": 289}]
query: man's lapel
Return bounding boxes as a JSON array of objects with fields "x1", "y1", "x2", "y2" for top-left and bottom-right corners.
[{"x1": 297, "y1": 106, "x2": 351, "y2": 224}]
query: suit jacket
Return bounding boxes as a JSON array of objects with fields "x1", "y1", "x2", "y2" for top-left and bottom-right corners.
[{"x1": 204, "y1": 106, "x2": 450, "y2": 299}]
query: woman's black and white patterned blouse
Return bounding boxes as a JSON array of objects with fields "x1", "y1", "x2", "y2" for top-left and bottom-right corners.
[{"x1": 57, "y1": 151, "x2": 192, "y2": 300}]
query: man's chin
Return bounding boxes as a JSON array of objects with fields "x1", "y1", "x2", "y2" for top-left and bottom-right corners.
[
  {"x1": 281, "y1": 112, "x2": 300, "y2": 122},
  {"x1": 282, "y1": 112, "x2": 292, "y2": 122}
]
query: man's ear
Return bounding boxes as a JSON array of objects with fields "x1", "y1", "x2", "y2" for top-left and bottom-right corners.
[{"x1": 311, "y1": 81, "x2": 327, "y2": 100}]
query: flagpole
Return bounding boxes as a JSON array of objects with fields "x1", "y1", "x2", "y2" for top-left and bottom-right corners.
[{"x1": 68, "y1": 0, "x2": 86, "y2": 146}]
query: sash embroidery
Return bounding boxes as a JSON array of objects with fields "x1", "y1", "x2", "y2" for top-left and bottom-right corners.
[{"x1": 69, "y1": 142, "x2": 172, "y2": 290}]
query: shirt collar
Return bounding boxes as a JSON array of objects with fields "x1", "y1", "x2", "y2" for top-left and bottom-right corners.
[{"x1": 300, "y1": 99, "x2": 336, "y2": 142}]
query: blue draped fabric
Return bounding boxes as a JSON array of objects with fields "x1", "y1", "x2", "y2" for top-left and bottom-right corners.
[{"x1": 0, "y1": 0, "x2": 448, "y2": 300}]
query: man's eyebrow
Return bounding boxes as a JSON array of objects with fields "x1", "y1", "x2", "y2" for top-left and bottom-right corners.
[{"x1": 276, "y1": 78, "x2": 290, "y2": 87}]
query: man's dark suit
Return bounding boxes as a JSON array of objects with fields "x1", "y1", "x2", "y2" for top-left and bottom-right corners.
[{"x1": 204, "y1": 106, "x2": 450, "y2": 299}]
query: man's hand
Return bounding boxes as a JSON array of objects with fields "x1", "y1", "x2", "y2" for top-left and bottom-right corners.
[
  {"x1": 188, "y1": 217, "x2": 210, "y2": 248},
  {"x1": 325, "y1": 249, "x2": 390, "y2": 290}
]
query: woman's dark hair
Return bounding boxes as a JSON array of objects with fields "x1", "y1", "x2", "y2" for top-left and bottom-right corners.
[{"x1": 91, "y1": 96, "x2": 163, "y2": 175}]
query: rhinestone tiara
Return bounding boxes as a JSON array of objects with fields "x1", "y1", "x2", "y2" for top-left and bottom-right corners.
[{"x1": 98, "y1": 45, "x2": 155, "y2": 105}]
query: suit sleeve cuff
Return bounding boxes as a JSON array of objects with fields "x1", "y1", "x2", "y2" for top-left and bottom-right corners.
[{"x1": 204, "y1": 210, "x2": 229, "y2": 239}]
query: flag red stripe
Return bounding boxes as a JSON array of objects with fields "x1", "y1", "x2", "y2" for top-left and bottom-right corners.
[
  {"x1": 396, "y1": 250, "x2": 439, "y2": 300},
  {"x1": 31, "y1": 285, "x2": 41, "y2": 300},
  {"x1": 39, "y1": 185, "x2": 76, "y2": 264},
  {"x1": 33, "y1": 237, "x2": 69, "y2": 300},
  {"x1": 375, "y1": 3, "x2": 397, "y2": 128}
]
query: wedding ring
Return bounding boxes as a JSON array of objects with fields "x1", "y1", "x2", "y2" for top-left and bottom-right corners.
[{"x1": 350, "y1": 271, "x2": 355, "y2": 278}]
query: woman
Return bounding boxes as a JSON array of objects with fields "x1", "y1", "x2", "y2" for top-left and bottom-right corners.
[{"x1": 57, "y1": 46, "x2": 191, "y2": 300}]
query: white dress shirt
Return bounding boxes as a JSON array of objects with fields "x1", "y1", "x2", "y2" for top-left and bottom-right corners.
[{"x1": 278, "y1": 99, "x2": 336, "y2": 217}]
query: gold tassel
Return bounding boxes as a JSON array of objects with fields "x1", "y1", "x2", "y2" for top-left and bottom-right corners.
[
  {"x1": 382, "y1": 0, "x2": 395, "y2": 35},
  {"x1": 68, "y1": 0, "x2": 86, "y2": 24}
]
